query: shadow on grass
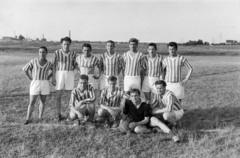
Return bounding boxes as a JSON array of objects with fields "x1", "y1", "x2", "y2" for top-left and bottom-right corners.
[
  {"x1": 181, "y1": 106, "x2": 240, "y2": 130},
  {"x1": 179, "y1": 106, "x2": 240, "y2": 142}
]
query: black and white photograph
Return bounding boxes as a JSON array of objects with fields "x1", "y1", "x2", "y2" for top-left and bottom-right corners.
[{"x1": 0, "y1": 0, "x2": 240, "y2": 157}]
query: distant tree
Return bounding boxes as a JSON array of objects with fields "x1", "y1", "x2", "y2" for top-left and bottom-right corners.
[
  {"x1": 36, "y1": 38, "x2": 40, "y2": 41},
  {"x1": 197, "y1": 39, "x2": 203, "y2": 45},
  {"x1": 18, "y1": 34, "x2": 25, "y2": 40},
  {"x1": 204, "y1": 41, "x2": 210, "y2": 45}
]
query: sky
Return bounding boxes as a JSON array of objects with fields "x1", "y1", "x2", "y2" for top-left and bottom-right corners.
[{"x1": 0, "y1": 0, "x2": 239, "y2": 43}]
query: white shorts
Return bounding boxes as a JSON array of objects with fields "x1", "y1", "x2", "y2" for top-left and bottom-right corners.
[
  {"x1": 87, "y1": 74, "x2": 99, "y2": 90},
  {"x1": 142, "y1": 76, "x2": 160, "y2": 93},
  {"x1": 166, "y1": 82, "x2": 185, "y2": 99},
  {"x1": 99, "y1": 74, "x2": 120, "y2": 90},
  {"x1": 124, "y1": 75, "x2": 141, "y2": 91},
  {"x1": 174, "y1": 109, "x2": 184, "y2": 120},
  {"x1": 56, "y1": 71, "x2": 74, "y2": 90},
  {"x1": 30, "y1": 80, "x2": 50, "y2": 95}
]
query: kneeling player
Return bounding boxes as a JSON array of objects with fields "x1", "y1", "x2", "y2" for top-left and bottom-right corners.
[
  {"x1": 69, "y1": 75, "x2": 96, "y2": 126},
  {"x1": 98, "y1": 76, "x2": 124, "y2": 128},
  {"x1": 150, "y1": 80, "x2": 184, "y2": 142},
  {"x1": 119, "y1": 88, "x2": 151, "y2": 134}
]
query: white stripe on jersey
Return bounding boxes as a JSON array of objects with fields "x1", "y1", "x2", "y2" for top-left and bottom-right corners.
[
  {"x1": 53, "y1": 49, "x2": 77, "y2": 71},
  {"x1": 163, "y1": 55, "x2": 192, "y2": 82},
  {"x1": 22, "y1": 58, "x2": 52, "y2": 80},
  {"x1": 151, "y1": 90, "x2": 182, "y2": 111},
  {"x1": 122, "y1": 51, "x2": 144, "y2": 76},
  {"x1": 142, "y1": 54, "x2": 164, "y2": 77},
  {"x1": 75, "y1": 54, "x2": 99, "y2": 74},
  {"x1": 99, "y1": 52, "x2": 123, "y2": 76},
  {"x1": 99, "y1": 87, "x2": 124, "y2": 107},
  {"x1": 69, "y1": 84, "x2": 94, "y2": 107}
]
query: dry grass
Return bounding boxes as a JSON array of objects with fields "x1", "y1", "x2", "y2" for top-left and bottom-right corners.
[{"x1": 0, "y1": 47, "x2": 240, "y2": 157}]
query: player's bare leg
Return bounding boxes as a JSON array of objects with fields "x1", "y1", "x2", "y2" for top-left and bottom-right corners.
[
  {"x1": 55, "y1": 90, "x2": 63, "y2": 120},
  {"x1": 39, "y1": 95, "x2": 47, "y2": 119},
  {"x1": 24, "y1": 95, "x2": 38, "y2": 124},
  {"x1": 144, "y1": 92, "x2": 151, "y2": 103},
  {"x1": 150, "y1": 116, "x2": 180, "y2": 142}
]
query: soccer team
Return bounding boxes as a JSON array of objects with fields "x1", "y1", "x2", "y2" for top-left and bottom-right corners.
[{"x1": 22, "y1": 37, "x2": 193, "y2": 142}]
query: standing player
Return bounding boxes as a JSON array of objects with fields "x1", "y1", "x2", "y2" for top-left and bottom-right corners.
[
  {"x1": 52, "y1": 37, "x2": 77, "y2": 121},
  {"x1": 142, "y1": 43, "x2": 164, "y2": 103},
  {"x1": 75, "y1": 43, "x2": 100, "y2": 92},
  {"x1": 122, "y1": 38, "x2": 144, "y2": 96},
  {"x1": 23, "y1": 46, "x2": 52, "y2": 124},
  {"x1": 150, "y1": 80, "x2": 183, "y2": 142},
  {"x1": 98, "y1": 76, "x2": 124, "y2": 128},
  {"x1": 163, "y1": 42, "x2": 193, "y2": 102},
  {"x1": 99, "y1": 40, "x2": 123, "y2": 91},
  {"x1": 69, "y1": 74, "x2": 96, "y2": 125}
]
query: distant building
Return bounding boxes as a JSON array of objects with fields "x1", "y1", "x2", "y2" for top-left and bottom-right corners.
[
  {"x1": 226, "y1": 40, "x2": 238, "y2": 45},
  {"x1": 2, "y1": 36, "x2": 18, "y2": 40}
]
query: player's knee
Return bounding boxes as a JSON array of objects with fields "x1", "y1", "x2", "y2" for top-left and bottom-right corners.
[
  {"x1": 98, "y1": 108, "x2": 107, "y2": 117},
  {"x1": 69, "y1": 111, "x2": 77, "y2": 120},
  {"x1": 134, "y1": 126, "x2": 143, "y2": 134},
  {"x1": 150, "y1": 116, "x2": 158, "y2": 124},
  {"x1": 163, "y1": 112, "x2": 171, "y2": 121}
]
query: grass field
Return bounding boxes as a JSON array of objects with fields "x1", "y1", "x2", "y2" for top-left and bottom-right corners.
[{"x1": 0, "y1": 42, "x2": 240, "y2": 157}]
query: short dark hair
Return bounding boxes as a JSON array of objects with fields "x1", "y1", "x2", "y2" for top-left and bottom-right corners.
[
  {"x1": 108, "y1": 76, "x2": 117, "y2": 82},
  {"x1": 155, "y1": 80, "x2": 167, "y2": 87},
  {"x1": 79, "y1": 74, "x2": 89, "y2": 81},
  {"x1": 130, "y1": 88, "x2": 141, "y2": 95},
  {"x1": 82, "y1": 43, "x2": 92, "y2": 50},
  {"x1": 129, "y1": 38, "x2": 139, "y2": 45},
  {"x1": 167, "y1": 42, "x2": 178, "y2": 49},
  {"x1": 39, "y1": 46, "x2": 48, "y2": 53},
  {"x1": 106, "y1": 40, "x2": 115, "y2": 46},
  {"x1": 148, "y1": 43, "x2": 157, "y2": 50},
  {"x1": 61, "y1": 37, "x2": 72, "y2": 44}
]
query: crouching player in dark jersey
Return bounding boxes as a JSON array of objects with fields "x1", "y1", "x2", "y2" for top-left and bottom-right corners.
[
  {"x1": 118, "y1": 88, "x2": 151, "y2": 134},
  {"x1": 69, "y1": 74, "x2": 96, "y2": 126}
]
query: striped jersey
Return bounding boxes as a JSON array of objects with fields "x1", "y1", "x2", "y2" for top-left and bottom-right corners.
[
  {"x1": 163, "y1": 55, "x2": 192, "y2": 82},
  {"x1": 52, "y1": 49, "x2": 77, "y2": 71},
  {"x1": 75, "y1": 54, "x2": 99, "y2": 75},
  {"x1": 69, "y1": 84, "x2": 95, "y2": 107},
  {"x1": 122, "y1": 51, "x2": 144, "y2": 76},
  {"x1": 99, "y1": 52, "x2": 123, "y2": 76},
  {"x1": 22, "y1": 58, "x2": 52, "y2": 80},
  {"x1": 99, "y1": 87, "x2": 124, "y2": 107},
  {"x1": 142, "y1": 54, "x2": 164, "y2": 77},
  {"x1": 151, "y1": 90, "x2": 182, "y2": 111}
]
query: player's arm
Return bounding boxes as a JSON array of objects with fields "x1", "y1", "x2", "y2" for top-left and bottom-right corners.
[
  {"x1": 24, "y1": 69, "x2": 32, "y2": 80},
  {"x1": 93, "y1": 58, "x2": 101, "y2": 79},
  {"x1": 23, "y1": 61, "x2": 33, "y2": 80},
  {"x1": 69, "y1": 92, "x2": 82, "y2": 116},
  {"x1": 52, "y1": 54, "x2": 57, "y2": 86},
  {"x1": 99, "y1": 90, "x2": 109, "y2": 109},
  {"x1": 152, "y1": 95, "x2": 173, "y2": 114},
  {"x1": 129, "y1": 117, "x2": 149, "y2": 129},
  {"x1": 161, "y1": 60, "x2": 167, "y2": 80},
  {"x1": 83, "y1": 86, "x2": 96, "y2": 103},
  {"x1": 182, "y1": 59, "x2": 193, "y2": 84}
]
